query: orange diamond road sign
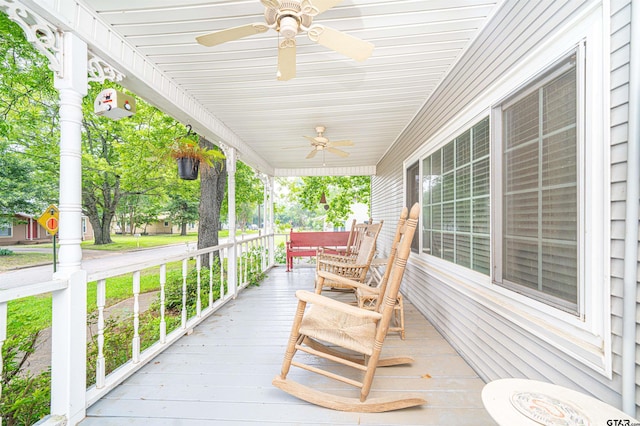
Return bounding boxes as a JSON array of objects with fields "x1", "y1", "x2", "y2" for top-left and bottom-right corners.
[{"x1": 38, "y1": 204, "x2": 59, "y2": 236}]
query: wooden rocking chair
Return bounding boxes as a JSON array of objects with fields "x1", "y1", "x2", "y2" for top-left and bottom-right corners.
[
  {"x1": 315, "y1": 221, "x2": 382, "y2": 291},
  {"x1": 272, "y1": 204, "x2": 424, "y2": 412}
]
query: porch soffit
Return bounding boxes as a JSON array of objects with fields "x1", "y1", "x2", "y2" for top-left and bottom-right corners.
[{"x1": 12, "y1": 0, "x2": 503, "y2": 177}]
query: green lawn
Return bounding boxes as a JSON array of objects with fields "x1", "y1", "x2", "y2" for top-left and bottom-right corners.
[
  {"x1": 0, "y1": 252, "x2": 52, "y2": 272},
  {"x1": 80, "y1": 233, "x2": 203, "y2": 250}
]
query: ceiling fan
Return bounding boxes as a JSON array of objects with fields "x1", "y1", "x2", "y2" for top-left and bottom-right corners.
[
  {"x1": 303, "y1": 126, "x2": 353, "y2": 159},
  {"x1": 195, "y1": 0, "x2": 374, "y2": 81}
]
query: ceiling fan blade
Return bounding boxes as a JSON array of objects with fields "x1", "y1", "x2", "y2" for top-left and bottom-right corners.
[
  {"x1": 307, "y1": 25, "x2": 374, "y2": 62},
  {"x1": 327, "y1": 139, "x2": 353, "y2": 147},
  {"x1": 302, "y1": 0, "x2": 343, "y2": 16},
  {"x1": 196, "y1": 23, "x2": 269, "y2": 47},
  {"x1": 306, "y1": 149, "x2": 319, "y2": 159},
  {"x1": 326, "y1": 147, "x2": 349, "y2": 157},
  {"x1": 277, "y1": 39, "x2": 296, "y2": 81},
  {"x1": 261, "y1": 0, "x2": 281, "y2": 8}
]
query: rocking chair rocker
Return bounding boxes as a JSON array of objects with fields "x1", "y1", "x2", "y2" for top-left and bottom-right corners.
[{"x1": 272, "y1": 204, "x2": 424, "y2": 412}]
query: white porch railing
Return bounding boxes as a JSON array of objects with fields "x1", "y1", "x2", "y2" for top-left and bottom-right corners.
[{"x1": 0, "y1": 234, "x2": 275, "y2": 426}]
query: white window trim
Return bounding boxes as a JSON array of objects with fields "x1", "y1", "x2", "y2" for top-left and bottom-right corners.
[{"x1": 404, "y1": 3, "x2": 611, "y2": 377}]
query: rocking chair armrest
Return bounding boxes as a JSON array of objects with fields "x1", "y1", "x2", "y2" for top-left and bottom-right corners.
[
  {"x1": 295, "y1": 290, "x2": 383, "y2": 321},
  {"x1": 316, "y1": 271, "x2": 375, "y2": 292}
]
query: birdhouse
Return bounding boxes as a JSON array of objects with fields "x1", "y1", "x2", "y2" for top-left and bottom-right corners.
[{"x1": 94, "y1": 88, "x2": 136, "y2": 120}]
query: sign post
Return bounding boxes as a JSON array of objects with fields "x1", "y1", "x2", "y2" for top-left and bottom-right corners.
[{"x1": 37, "y1": 204, "x2": 60, "y2": 272}]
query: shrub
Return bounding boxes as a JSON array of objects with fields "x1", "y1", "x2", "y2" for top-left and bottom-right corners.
[
  {"x1": 1, "y1": 332, "x2": 50, "y2": 425},
  {"x1": 164, "y1": 263, "x2": 222, "y2": 315},
  {"x1": 274, "y1": 242, "x2": 286, "y2": 264},
  {"x1": 0, "y1": 248, "x2": 14, "y2": 256}
]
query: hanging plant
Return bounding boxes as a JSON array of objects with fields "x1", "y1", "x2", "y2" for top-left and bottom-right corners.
[{"x1": 169, "y1": 125, "x2": 224, "y2": 180}]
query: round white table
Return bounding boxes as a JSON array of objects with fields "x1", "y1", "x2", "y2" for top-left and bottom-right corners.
[{"x1": 482, "y1": 378, "x2": 639, "y2": 426}]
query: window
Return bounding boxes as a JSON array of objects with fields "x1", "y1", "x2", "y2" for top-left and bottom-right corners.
[
  {"x1": 0, "y1": 223, "x2": 12, "y2": 237},
  {"x1": 406, "y1": 162, "x2": 420, "y2": 252},
  {"x1": 422, "y1": 118, "x2": 491, "y2": 274},
  {"x1": 495, "y1": 51, "x2": 579, "y2": 313},
  {"x1": 412, "y1": 50, "x2": 582, "y2": 313}
]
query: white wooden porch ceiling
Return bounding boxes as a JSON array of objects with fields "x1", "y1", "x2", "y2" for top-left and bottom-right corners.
[{"x1": 82, "y1": 0, "x2": 502, "y2": 176}]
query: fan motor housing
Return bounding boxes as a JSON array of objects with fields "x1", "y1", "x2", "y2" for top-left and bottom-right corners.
[{"x1": 264, "y1": 0, "x2": 313, "y2": 36}]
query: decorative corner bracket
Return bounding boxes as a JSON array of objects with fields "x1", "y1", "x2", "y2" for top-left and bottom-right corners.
[
  {"x1": 88, "y1": 52, "x2": 125, "y2": 83},
  {"x1": 1, "y1": 0, "x2": 64, "y2": 77}
]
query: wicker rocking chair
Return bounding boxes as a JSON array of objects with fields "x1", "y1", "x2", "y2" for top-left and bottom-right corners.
[
  {"x1": 315, "y1": 220, "x2": 382, "y2": 291},
  {"x1": 272, "y1": 204, "x2": 424, "y2": 412}
]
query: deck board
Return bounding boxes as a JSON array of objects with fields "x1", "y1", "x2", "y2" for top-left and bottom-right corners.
[{"x1": 81, "y1": 265, "x2": 496, "y2": 425}]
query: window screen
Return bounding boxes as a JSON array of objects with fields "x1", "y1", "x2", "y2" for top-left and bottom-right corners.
[{"x1": 500, "y1": 52, "x2": 578, "y2": 311}]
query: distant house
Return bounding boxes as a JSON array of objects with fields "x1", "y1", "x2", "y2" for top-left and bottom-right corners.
[
  {"x1": 144, "y1": 219, "x2": 175, "y2": 235},
  {"x1": 0, "y1": 213, "x2": 50, "y2": 245},
  {"x1": 114, "y1": 217, "x2": 198, "y2": 236},
  {"x1": 0, "y1": 213, "x2": 94, "y2": 245}
]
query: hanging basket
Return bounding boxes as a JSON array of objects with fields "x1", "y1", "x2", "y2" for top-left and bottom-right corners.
[{"x1": 176, "y1": 157, "x2": 200, "y2": 180}]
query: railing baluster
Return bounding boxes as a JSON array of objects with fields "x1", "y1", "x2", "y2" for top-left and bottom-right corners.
[
  {"x1": 220, "y1": 247, "x2": 226, "y2": 299},
  {"x1": 159, "y1": 264, "x2": 166, "y2": 344},
  {"x1": 96, "y1": 279, "x2": 106, "y2": 388},
  {"x1": 181, "y1": 258, "x2": 188, "y2": 328},
  {"x1": 0, "y1": 300, "x2": 7, "y2": 426},
  {"x1": 132, "y1": 271, "x2": 140, "y2": 363},
  {"x1": 243, "y1": 241, "x2": 248, "y2": 285},
  {"x1": 196, "y1": 254, "x2": 202, "y2": 317},
  {"x1": 208, "y1": 251, "x2": 214, "y2": 307},
  {"x1": 251, "y1": 240, "x2": 255, "y2": 277}
]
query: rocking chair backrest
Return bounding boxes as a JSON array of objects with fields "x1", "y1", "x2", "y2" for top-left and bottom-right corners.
[
  {"x1": 353, "y1": 221, "x2": 383, "y2": 265},
  {"x1": 344, "y1": 219, "x2": 357, "y2": 254},
  {"x1": 372, "y1": 207, "x2": 409, "y2": 311},
  {"x1": 347, "y1": 220, "x2": 382, "y2": 258},
  {"x1": 374, "y1": 204, "x2": 419, "y2": 316}
]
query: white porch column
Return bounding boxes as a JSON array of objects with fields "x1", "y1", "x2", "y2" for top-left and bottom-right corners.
[
  {"x1": 54, "y1": 33, "x2": 87, "y2": 276},
  {"x1": 266, "y1": 175, "x2": 275, "y2": 266},
  {"x1": 223, "y1": 145, "x2": 238, "y2": 297},
  {"x1": 51, "y1": 32, "x2": 88, "y2": 425}
]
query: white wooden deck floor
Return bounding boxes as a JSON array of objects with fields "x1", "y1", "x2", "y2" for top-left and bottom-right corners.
[{"x1": 81, "y1": 265, "x2": 496, "y2": 425}]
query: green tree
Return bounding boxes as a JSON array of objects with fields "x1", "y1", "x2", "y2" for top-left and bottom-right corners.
[
  {"x1": 166, "y1": 191, "x2": 199, "y2": 236},
  {"x1": 233, "y1": 162, "x2": 263, "y2": 230},
  {"x1": 81, "y1": 82, "x2": 181, "y2": 244},
  {"x1": 287, "y1": 176, "x2": 370, "y2": 228},
  {"x1": 0, "y1": 13, "x2": 59, "y2": 224}
]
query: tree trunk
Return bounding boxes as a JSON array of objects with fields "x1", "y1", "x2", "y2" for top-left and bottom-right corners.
[
  {"x1": 180, "y1": 221, "x2": 187, "y2": 236},
  {"x1": 198, "y1": 137, "x2": 227, "y2": 268},
  {"x1": 82, "y1": 172, "x2": 121, "y2": 245}
]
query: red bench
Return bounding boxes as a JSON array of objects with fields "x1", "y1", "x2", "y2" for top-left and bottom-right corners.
[{"x1": 286, "y1": 230, "x2": 350, "y2": 271}]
